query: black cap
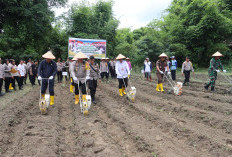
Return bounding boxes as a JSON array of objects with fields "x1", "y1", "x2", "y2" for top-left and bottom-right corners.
[
  {"x1": 89, "y1": 56, "x2": 95, "y2": 60},
  {"x1": 186, "y1": 56, "x2": 190, "y2": 59}
]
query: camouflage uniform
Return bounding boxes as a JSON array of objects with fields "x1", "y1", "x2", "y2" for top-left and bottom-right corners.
[{"x1": 205, "y1": 58, "x2": 223, "y2": 90}]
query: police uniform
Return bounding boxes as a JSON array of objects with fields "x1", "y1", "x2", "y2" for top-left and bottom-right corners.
[
  {"x1": 4, "y1": 60, "x2": 13, "y2": 93},
  {"x1": 57, "y1": 61, "x2": 63, "y2": 83},
  {"x1": 88, "y1": 57, "x2": 101, "y2": 104},
  {"x1": 70, "y1": 52, "x2": 90, "y2": 105},
  {"x1": 11, "y1": 63, "x2": 20, "y2": 90}
]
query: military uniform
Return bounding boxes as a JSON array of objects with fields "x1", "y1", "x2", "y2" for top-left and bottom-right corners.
[
  {"x1": 205, "y1": 57, "x2": 223, "y2": 91},
  {"x1": 156, "y1": 59, "x2": 167, "y2": 84}
]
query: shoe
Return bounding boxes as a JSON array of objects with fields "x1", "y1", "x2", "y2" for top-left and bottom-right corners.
[
  {"x1": 211, "y1": 87, "x2": 215, "y2": 92},
  {"x1": 122, "y1": 87, "x2": 126, "y2": 95},
  {"x1": 204, "y1": 84, "x2": 209, "y2": 90},
  {"x1": 187, "y1": 82, "x2": 190, "y2": 86},
  {"x1": 0, "y1": 93, "x2": 5, "y2": 96},
  {"x1": 92, "y1": 100, "x2": 97, "y2": 104},
  {"x1": 9, "y1": 83, "x2": 14, "y2": 90},
  {"x1": 50, "y1": 96, "x2": 54, "y2": 105},
  {"x1": 75, "y1": 95, "x2": 79, "y2": 104},
  {"x1": 119, "y1": 89, "x2": 123, "y2": 96},
  {"x1": 6, "y1": 90, "x2": 11, "y2": 93},
  {"x1": 160, "y1": 83, "x2": 164, "y2": 92},
  {"x1": 156, "y1": 84, "x2": 160, "y2": 92}
]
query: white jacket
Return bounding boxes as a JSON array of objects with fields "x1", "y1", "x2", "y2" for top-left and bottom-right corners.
[{"x1": 115, "y1": 61, "x2": 130, "y2": 79}]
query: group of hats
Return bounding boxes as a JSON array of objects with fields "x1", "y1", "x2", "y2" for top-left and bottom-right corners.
[{"x1": 42, "y1": 50, "x2": 223, "y2": 61}]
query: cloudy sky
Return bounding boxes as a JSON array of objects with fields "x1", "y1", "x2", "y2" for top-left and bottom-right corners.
[{"x1": 53, "y1": 0, "x2": 172, "y2": 29}]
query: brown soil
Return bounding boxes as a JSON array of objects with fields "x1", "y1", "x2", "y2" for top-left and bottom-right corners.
[{"x1": 0, "y1": 74, "x2": 231, "y2": 157}]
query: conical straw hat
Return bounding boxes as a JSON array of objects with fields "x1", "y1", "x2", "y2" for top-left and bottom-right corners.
[
  {"x1": 159, "y1": 53, "x2": 168, "y2": 58},
  {"x1": 42, "y1": 51, "x2": 56, "y2": 59},
  {"x1": 212, "y1": 51, "x2": 223, "y2": 57},
  {"x1": 73, "y1": 52, "x2": 88, "y2": 60},
  {"x1": 101, "y1": 57, "x2": 106, "y2": 60},
  {"x1": 116, "y1": 54, "x2": 126, "y2": 60},
  {"x1": 126, "y1": 57, "x2": 130, "y2": 60}
]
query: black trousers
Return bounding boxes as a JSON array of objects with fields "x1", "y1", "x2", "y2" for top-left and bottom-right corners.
[
  {"x1": 88, "y1": 79, "x2": 98, "y2": 100},
  {"x1": 57, "y1": 71, "x2": 63, "y2": 82},
  {"x1": 0, "y1": 78, "x2": 3, "y2": 93},
  {"x1": 18, "y1": 76, "x2": 24, "y2": 88},
  {"x1": 41, "y1": 79, "x2": 54, "y2": 96},
  {"x1": 4, "y1": 77, "x2": 11, "y2": 91},
  {"x1": 109, "y1": 67, "x2": 115, "y2": 78},
  {"x1": 12, "y1": 76, "x2": 20, "y2": 90},
  {"x1": 184, "y1": 70, "x2": 191, "y2": 83},
  {"x1": 171, "y1": 70, "x2": 176, "y2": 80},
  {"x1": 74, "y1": 81, "x2": 86, "y2": 95},
  {"x1": 24, "y1": 73, "x2": 27, "y2": 84},
  {"x1": 31, "y1": 75, "x2": 36, "y2": 85},
  {"x1": 101, "y1": 72, "x2": 109, "y2": 80},
  {"x1": 118, "y1": 78, "x2": 128, "y2": 89}
]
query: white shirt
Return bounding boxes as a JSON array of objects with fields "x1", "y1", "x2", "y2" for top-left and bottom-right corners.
[
  {"x1": 18, "y1": 64, "x2": 25, "y2": 76},
  {"x1": 115, "y1": 61, "x2": 130, "y2": 79},
  {"x1": 144, "y1": 62, "x2": 151, "y2": 72}
]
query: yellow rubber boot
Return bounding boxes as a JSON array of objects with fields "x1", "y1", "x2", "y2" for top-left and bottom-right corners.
[
  {"x1": 70, "y1": 85, "x2": 74, "y2": 93},
  {"x1": 41, "y1": 94, "x2": 45, "y2": 99},
  {"x1": 50, "y1": 96, "x2": 54, "y2": 105},
  {"x1": 122, "y1": 87, "x2": 126, "y2": 95},
  {"x1": 75, "y1": 95, "x2": 79, "y2": 104},
  {"x1": 156, "y1": 84, "x2": 160, "y2": 92},
  {"x1": 9, "y1": 83, "x2": 14, "y2": 90},
  {"x1": 160, "y1": 83, "x2": 164, "y2": 92},
  {"x1": 119, "y1": 89, "x2": 123, "y2": 96}
]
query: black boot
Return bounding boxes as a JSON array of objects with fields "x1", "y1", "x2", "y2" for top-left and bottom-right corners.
[
  {"x1": 211, "y1": 86, "x2": 215, "y2": 92},
  {"x1": 204, "y1": 84, "x2": 210, "y2": 90}
]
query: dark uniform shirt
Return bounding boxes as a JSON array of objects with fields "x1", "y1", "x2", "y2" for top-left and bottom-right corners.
[
  {"x1": 38, "y1": 60, "x2": 57, "y2": 78},
  {"x1": 31, "y1": 63, "x2": 37, "y2": 75}
]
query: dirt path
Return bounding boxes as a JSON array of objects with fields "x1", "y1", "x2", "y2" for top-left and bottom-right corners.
[{"x1": 0, "y1": 76, "x2": 231, "y2": 157}]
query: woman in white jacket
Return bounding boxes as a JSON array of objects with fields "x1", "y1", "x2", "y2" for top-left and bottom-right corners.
[{"x1": 115, "y1": 54, "x2": 130, "y2": 96}]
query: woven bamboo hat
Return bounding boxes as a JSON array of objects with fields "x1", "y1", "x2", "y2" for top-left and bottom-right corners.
[
  {"x1": 126, "y1": 57, "x2": 130, "y2": 60},
  {"x1": 116, "y1": 54, "x2": 126, "y2": 60},
  {"x1": 42, "y1": 51, "x2": 56, "y2": 59},
  {"x1": 159, "y1": 53, "x2": 168, "y2": 58},
  {"x1": 73, "y1": 52, "x2": 88, "y2": 60},
  {"x1": 212, "y1": 51, "x2": 223, "y2": 57}
]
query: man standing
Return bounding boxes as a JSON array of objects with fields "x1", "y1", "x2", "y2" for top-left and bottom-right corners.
[
  {"x1": 0, "y1": 58, "x2": 5, "y2": 96},
  {"x1": 27, "y1": 59, "x2": 32, "y2": 85},
  {"x1": 38, "y1": 51, "x2": 57, "y2": 106},
  {"x1": 115, "y1": 54, "x2": 130, "y2": 96},
  {"x1": 181, "y1": 57, "x2": 194, "y2": 86},
  {"x1": 56, "y1": 58, "x2": 63, "y2": 83},
  {"x1": 109, "y1": 59, "x2": 115, "y2": 78},
  {"x1": 170, "y1": 56, "x2": 177, "y2": 81},
  {"x1": 23, "y1": 61, "x2": 27, "y2": 85},
  {"x1": 4, "y1": 59, "x2": 13, "y2": 93},
  {"x1": 11, "y1": 60, "x2": 20, "y2": 90},
  {"x1": 30, "y1": 61, "x2": 38, "y2": 86},
  {"x1": 144, "y1": 58, "x2": 152, "y2": 81},
  {"x1": 100, "y1": 58, "x2": 109, "y2": 81},
  {"x1": 204, "y1": 51, "x2": 226, "y2": 92},
  {"x1": 69, "y1": 58, "x2": 75, "y2": 93},
  {"x1": 126, "y1": 58, "x2": 132, "y2": 71},
  {"x1": 18, "y1": 60, "x2": 26, "y2": 90},
  {"x1": 156, "y1": 53, "x2": 170, "y2": 92},
  {"x1": 70, "y1": 52, "x2": 90, "y2": 105},
  {"x1": 88, "y1": 56, "x2": 101, "y2": 104}
]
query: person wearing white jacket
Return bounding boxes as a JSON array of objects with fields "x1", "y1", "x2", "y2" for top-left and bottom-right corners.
[{"x1": 115, "y1": 54, "x2": 130, "y2": 96}]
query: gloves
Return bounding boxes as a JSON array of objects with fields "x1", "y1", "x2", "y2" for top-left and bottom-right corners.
[
  {"x1": 86, "y1": 76, "x2": 90, "y2": 80},
  {"x1": 168, "y1": 72, "x2": 171, "y2": 75},
  {"x1": 49, "y1": 76, "x2": 54, "y2": 80},
  {"x1": 38, "y1": 76, "x2": 42, "y2": 81},
  {"x1": 223, "y1": 70, "x2": 227, "y2": 73},
  {"x1": 216, "y1": 70, "x2": 220, "y2": 73},
  {"x1": 160, "y1": 71, "x2": 164, "y2": 74},
  {"x1": 73, "y1": 77, "x2": 78, "y2": 81}
]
